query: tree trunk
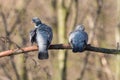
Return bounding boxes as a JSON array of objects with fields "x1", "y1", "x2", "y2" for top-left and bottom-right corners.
[
  {"x1": 115, "y1": 0, "x2": 120, "y2": 79},
  {"x1": 57, "y1": 0, "x2": 67, "y2": 80}
]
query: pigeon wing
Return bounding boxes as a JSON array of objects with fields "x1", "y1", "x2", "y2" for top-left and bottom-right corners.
[
  {"x1": 40, "y1": 24, "x2": 53, "y2": 46},
  {"x1": 30, "y1": 28, "x2": 37, "y2": 44}
]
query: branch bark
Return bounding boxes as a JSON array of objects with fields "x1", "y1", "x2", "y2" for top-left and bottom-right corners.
[{"x1": 0, "y1": 44, "x2": 119, "y2": 58}]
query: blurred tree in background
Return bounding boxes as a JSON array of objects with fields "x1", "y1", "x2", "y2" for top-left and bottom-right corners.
[{"x1": 0, "y1": 0, "x2": 118, "y2": 80}]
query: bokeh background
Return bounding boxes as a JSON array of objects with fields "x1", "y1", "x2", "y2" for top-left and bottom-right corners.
[{"x1": 0, "y1": 0, "x2": 119, "y2": 80}]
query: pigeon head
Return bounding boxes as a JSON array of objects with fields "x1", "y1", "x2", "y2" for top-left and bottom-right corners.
[
  {"x1": 75, "y1": 25, "x2": 85, "y2": 31},
  {"x1": 32, "y1": 17, "x2": 42, "y2": 26}
]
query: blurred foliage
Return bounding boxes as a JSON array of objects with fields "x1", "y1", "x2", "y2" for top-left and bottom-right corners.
[{"x1": 0, "y1": 0, "x2": 118, "y2": 80}]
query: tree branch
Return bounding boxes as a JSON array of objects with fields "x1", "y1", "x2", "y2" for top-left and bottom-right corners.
[{"x1": 0, "y1": 44, "x2": 119, "y2": 58}]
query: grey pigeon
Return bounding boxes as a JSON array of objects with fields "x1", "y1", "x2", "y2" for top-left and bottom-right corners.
[
  {"x1": 30, "y1": 17, "x2": 53, "y2": 59},
  {"x1": 69, "y1": 25, "x2": 88, "y2": 52}
]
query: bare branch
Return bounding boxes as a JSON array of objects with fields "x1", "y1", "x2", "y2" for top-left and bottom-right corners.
[{"x1": 0, "y1": 44, "x2": 119, "y2": 58}]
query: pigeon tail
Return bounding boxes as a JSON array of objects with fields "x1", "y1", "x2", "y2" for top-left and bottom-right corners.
[
  {"x1": 72, "y1": 44, "x2": 85, "y2": 52},
  {"x1": 72, "y1": 47, "x2": 84, "y2": 52},
  {"x1": 38, "y1": 51, "x2": 49, "y2": 59}
]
